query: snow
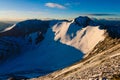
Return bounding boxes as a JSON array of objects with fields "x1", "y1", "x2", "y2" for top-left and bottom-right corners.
[
  {"x1": 0, "y1": 28, "x2": 83, "y2": 79},
  {"x1": 2, "y1": 24, "x2": 15, "y2": 32},
  {"x1": 52, "y1": 19, "x2": 105, "y2": 53}
]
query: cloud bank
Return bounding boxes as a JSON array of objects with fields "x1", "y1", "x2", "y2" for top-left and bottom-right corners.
[
  {"x1": 45, "y1": 2, "x2": 66, "y2": 9},
  {"x1": 87, "y1": 13, "x2": 118, "y2": 16}
]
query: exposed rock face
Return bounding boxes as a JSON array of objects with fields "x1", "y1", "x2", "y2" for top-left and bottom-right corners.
[
  {"x1": 74, "y1": 16, "x2": 97, "y2": 27},
  {"x1": 89, "y1": 34, "x2": 120, "y2": 55}
]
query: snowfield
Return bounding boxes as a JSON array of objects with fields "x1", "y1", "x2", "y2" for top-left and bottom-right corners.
[{"x1": 52, "y1": 17, "x2": 105, "y2": 53}]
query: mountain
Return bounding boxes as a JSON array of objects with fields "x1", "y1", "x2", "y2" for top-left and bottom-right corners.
[
  {"x1": 52, "y1": 16, "x2": 105, "y2": 53},
  {"x1": 0, "y1": 16, "x2": 119, "y2": 80},
  {"x1": 32, "y1": 19, "x2": 120, "y2": 80}
]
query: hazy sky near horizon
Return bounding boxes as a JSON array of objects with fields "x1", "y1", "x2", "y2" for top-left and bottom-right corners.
[{"x1": 0, "y1": 0, "x2": 120, "y2": 21}]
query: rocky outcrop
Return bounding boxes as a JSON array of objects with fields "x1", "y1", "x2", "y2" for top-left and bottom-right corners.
[
  {"x1": 32, "y1": 41, "x2": 120, "y2": 80},
  {"x1": 75, "y1": 16, "x2": 97, "y2": 27}
]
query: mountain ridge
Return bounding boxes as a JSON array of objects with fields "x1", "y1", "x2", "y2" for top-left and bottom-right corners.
[{"x1": 0, "y1": 16, "x2": 119, "y2": 80}]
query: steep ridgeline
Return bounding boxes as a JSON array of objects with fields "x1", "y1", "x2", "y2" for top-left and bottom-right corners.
[
  {"x1": 52, "y1": 16, "x2": 105, "y2": 53},
  {"x1": 0, "y1": 16, "x2": 106, "y2": 79},
  {"x1": 0, "y1": 19, "x2": 49, "y2": 37}
]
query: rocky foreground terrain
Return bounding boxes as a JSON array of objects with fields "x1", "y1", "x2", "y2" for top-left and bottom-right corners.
[{"x1": 31, "y1": 36, "x2": 120, "y2": 80}]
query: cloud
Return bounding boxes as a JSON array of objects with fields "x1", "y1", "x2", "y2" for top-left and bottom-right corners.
[
  {"x1": 45, "y1": 2, "x2": 66, "y2": 9},
  {"x1": 86, "y1": 13, "x2": 118, "y2": 16},
  {"x1": 0, "y1": 10, "x2": 46, "y2": 21}
]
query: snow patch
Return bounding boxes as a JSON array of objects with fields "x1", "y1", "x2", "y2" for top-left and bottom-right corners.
[
  {"x1": 2, "y1": 24, "x2": 15, "y2": 32},
  {"x1": 52, "y1": 20, "x2": 105, "y2": 53}
]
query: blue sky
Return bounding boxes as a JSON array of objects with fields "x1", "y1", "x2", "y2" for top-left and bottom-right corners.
[{"x1": 0, "y1": 0, "x2": 120, "y2": 21}]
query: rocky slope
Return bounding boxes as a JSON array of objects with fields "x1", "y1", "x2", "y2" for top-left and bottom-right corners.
[{"x1": 31, "y1": 35, "x2": 120, "y2": 80}]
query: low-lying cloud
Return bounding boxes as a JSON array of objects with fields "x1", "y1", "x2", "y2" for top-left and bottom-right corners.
[
  {"x1": 45, "y1": 2, "x2": 66, "y2": 9},
  {"x1": 87, "y1": 14, "x2": 118, "y2": 16}
]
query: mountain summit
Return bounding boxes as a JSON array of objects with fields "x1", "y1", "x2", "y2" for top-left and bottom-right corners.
[{"x1": 75, "y1": 16, "x2": 97, "y2": 27}]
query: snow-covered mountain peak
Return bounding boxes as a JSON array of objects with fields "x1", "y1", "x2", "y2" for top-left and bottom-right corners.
[
  {"x1": 74, "y1": 16, "x2": 97, "y2": 27},
  {"x1": 52, "y1": 17, "x2": 105, "y2": 53}
]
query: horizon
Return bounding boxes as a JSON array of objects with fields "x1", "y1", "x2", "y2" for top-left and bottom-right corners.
[{"x1": 0, "y1": 0, "x2": 120, "y2": 21}]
